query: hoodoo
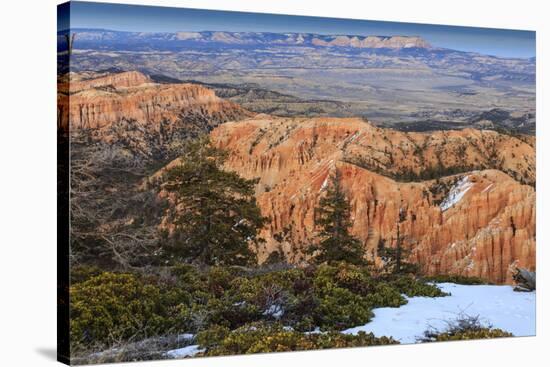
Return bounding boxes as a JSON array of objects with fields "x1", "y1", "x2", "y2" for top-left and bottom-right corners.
[{"x1": 210, "y1": 116, "x2": 535, "y2": 283}]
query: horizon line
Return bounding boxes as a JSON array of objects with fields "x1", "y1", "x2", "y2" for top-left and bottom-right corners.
[{"x1": 57, "y1": 27, "x2": 538, "y2": 60}]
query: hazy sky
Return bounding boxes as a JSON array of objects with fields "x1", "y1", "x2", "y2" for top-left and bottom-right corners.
[{"x1": 59, "y1": 1, "x2": 536, "y2": 58}]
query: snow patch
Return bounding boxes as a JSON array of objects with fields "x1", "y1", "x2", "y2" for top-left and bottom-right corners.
[
  {"x1": 263, "y1": 304, "x2": 284, "y2": 319},
  {"x1": 165, "y1": 345, "x2": 205, "y2": 359},
  {"x1": 319, "y1": 176, "x2": 329, "y2": 192},
  {"x1": 177, "y1": 333, "x2": 195, "y2": 341},
  {"x1": 233, "y1": 219, "x2": 245, "y2": 228},
  {"x1": 343, "y1": 283, "x2": 535, "y2": 344},
  {"x1": 440, "y1": 176, "x2": 474, "y2": 211},
  {"x1": 346, "y1": 131, "x2": 360, "y2": 144},
  {"x1": 481, "y1": 183, "x2": 494, "y2": 193}
]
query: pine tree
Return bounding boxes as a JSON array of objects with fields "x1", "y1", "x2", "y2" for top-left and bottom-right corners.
[
  {"x1": 162, "y1": 136, "x2": 265, "y2": 266},
  {"x1": 377, "y1": 205, "x2": 418, "y2": 274},
  {"x1": 310, "y1": 171, "x2": 366, "y2": 265}
]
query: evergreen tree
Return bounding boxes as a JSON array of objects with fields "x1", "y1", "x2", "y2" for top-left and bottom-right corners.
[
  {"x1": 377, "y1": 205, "x2": 418, "y2": 274},
  {"x1": 310, "y1": 171, "x2": 366, "y2": 265},
  {"x1": 162, "y1": 136, "x2": 265, "y2": 266}
]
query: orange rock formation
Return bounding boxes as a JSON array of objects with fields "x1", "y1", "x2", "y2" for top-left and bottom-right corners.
[
  {"x1": 210, "y1": 116, "x2": 535, "y2": 283},
  {"x1": 60, "y1": 71, "x2": 535, "y2": 284},
  {"x1": 57, "y1": 71, "x2": 252, "y2": 132}
]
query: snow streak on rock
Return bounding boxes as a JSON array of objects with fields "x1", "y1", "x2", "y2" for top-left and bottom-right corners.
[{"x1": 440, "y1": 176, "x2": 474, "y2": 211}]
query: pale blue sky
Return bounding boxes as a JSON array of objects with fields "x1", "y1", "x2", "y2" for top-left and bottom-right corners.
[{"x1": 58, "y1": 1, "x2": 536, "y2": 58}]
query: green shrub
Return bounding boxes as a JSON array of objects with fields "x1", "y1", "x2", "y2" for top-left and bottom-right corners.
[
  {"x1": 69, "y1": 263, "x2": 454, "y2": 355},
  {"x1": 170, "y1": 264, "x2": 204, "y2": 291},
  {"x1": 364, "y1": 282, "x2": 407, "y2": 308},
  {"x1": 422, "y1": 274, "x2": 489, "y2": 285},
  {"x1": 70, "y1": 272, "x2": 170, "y2": 350},
  {"x1": 314, "y1": 285, "x2": 373, "y2": 330},
  {"x1": 308, "y1": 330, "x2": 397, "y2": 349},
  {"x1": 313, "y1": 262, "x2": 372, "y2": 296},
  {"x1": 196, "y1": 324, "x2": 231, "y2": 348},
  {"x1": 311, "y1": 264, "x2": 446, "y2": 311},
  {"x1": 283, "y1": 290, "x2": 318, "y2": 331},
  {"x1": 200, "y1": 322, "x2": 398, "y2": 356},
  {"x1": 419, "y1": 313, "x2": 513, "y2": 342},
  {"x1": 205, "y1": 295, "x2": 262, "y2": 329},
  {"x1": 429, "y1": 328, "x2": 512, "y2": 341},
  {"x1": 70, "y1": 265, "x2": 104, "y2": 284},
  {"x1": 206, "y1": 267, "x2": 240, "y2": 297},
  {"x1": 388, "y1": 276, "x2": 448, "y2": 297}
]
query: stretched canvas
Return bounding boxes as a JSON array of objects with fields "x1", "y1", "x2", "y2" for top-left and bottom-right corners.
[{"x1": 57, "y1": 1, "x2": 536, "y2": 365}]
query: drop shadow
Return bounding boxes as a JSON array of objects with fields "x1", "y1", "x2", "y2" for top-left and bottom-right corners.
[{"x1": 36, "y1": 348, "x2": 57, "y2": 361}]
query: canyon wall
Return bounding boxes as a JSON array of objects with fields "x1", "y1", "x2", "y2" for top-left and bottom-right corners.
[
  {"x1": 57, "y1": 71, "x2": 252, "y2": 133},
  {"x1": 210, "y1": 116, "x2": 535, "y2": 283},
  {"x1": 60, "y1": 70, "x2": 535, "y2": 284}
]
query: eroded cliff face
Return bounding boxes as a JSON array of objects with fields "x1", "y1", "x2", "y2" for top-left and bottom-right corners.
[
  {"x1": 210, "y1": 116, "x2": 535, "y2": 283},
  {"x1": 58, "y1": 71, "x2": 252, "y2": 133},
  {"x1": 61, "y1": 71, "x2": 535, "y2": 284},
  {"x1": 58, "y1": 71, "x2": 253, "y2": 161}
]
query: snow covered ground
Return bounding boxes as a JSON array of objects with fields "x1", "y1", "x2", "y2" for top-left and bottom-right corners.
[
  {"x1": 164, "y1": 344, "x2": 205, "y2": 358},
  {"x1": 162, "y1": 283, "x2": 535, "y2": 358},
  {"x1": 343, "y1": 282, "x2": 536, "y2": 344}
]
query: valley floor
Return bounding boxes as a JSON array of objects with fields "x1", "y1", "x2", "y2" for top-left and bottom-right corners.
[{"x1": 343, "y1": 282, "x2": 536, "y2": 344}]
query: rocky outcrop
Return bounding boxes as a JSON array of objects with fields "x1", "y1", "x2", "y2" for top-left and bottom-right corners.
[
  {"x1": 312, "y1": 35, "x2": 431, "y2": 49},
  {"x1": 210, "y1": 116, "x2": 535, "y2": 283},
  {"x1": 58, "y1": 71, "x2": 252, "y2": 132},
  {"x1": 69, "y1": 70, "x2": 151, "y2": 93},
  {"x1": 57, "y1": 70, "x2": 254, "y2": 164}
]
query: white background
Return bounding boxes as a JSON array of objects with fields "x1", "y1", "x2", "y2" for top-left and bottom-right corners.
[{"x1": 0, "y1": 0, "x2": 548, "y2": 365}]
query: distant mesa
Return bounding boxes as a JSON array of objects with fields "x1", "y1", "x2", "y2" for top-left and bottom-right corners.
[
  {"x1": 311, "y1": 35, "x2": 431, "y2": 49},
  {"x1": 69, "y1": 29, "x2": 432, "y2": 49},
  {"x1": 175, "y1": 31, "x2": 202, "y2": 40}
]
